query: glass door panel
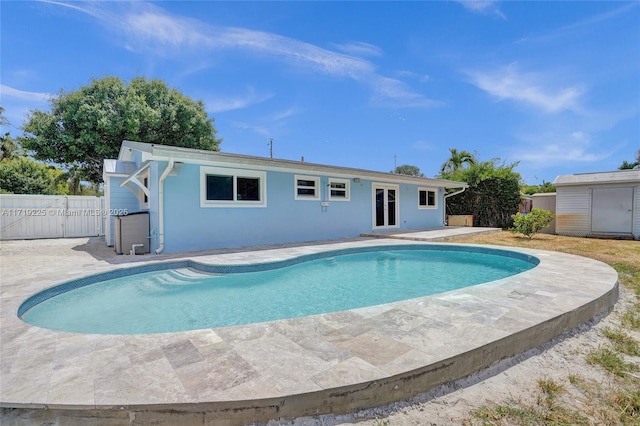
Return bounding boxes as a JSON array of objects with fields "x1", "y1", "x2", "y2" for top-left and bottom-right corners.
[
  {"x1": 375, "y1": 188, "x2": 385, "y2": 226},
  {"x1": 387, "y1": 189, "x2": 396, "y2": 226}
]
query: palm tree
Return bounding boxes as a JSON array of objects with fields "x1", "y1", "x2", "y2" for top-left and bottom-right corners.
[{"x1": 440, "y1": 148, "x2": 477, "y2": 174}]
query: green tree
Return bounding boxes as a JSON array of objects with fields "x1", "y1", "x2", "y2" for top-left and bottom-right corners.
[
  {"x1": 439, "y1": 148, "x2": 477, "y2": 176},
  {"x1": 392, "y1": 164, "x2": 424, "y2": 177},
  {"x1": 538, "y1": 180, "x2": 556, "y2": 193},
  {"x1": 510, "y1": 208, "x2": 555, "y2": 239},
  {"x1": 619, "y1": 160, "x2": 638, "y2": 170},
  {"x1": 0, "y1": 156, "x2": 68, "y2": 195},
  {"x1": 440, "y1": 155, "x2": 522, "y2": 228},
  {"x1": 618, "y1": 149, "x2": 640, "y2": 170},
  {"x1": 1, "y1": 107, "x2": 20, "y2": 160},
  {"x1": 522, "y1": 180, "x2": 556, "y2": 195},
  {"x1": 21, "y1": 76, "x2": 222, "y2": 183},
  {"x1": 522, "y1": 185, "x2": 538, "y2": 195}
]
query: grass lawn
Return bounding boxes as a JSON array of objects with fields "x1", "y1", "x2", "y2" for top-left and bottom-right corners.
[{"x1": 447, "y1": 231, "x2": 640, "y2": 425}]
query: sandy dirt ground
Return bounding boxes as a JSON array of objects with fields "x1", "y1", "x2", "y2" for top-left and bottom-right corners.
[{"x1": 0, "y1": 237, "x2": 631, "y2": 426}]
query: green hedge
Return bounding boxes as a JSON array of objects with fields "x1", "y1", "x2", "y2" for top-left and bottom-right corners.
[{"x1": 446, "y1": 176, "x2": 521, "y2": 229}]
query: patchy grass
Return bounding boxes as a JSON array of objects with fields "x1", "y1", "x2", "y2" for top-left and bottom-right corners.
[
  {"x1": 470, "y1": 378, "x2": 590, "y2": 425},
  {"x1": 602, "y1": 328, "x2": 640, "y2": 356},
  {"x1": 562, "y1": 374, "x2": 640, "y2": 424},
  {"x1": 586, "y1": 347, "x2": 638, "y2": 377},
  {"x1": 621, "y1": 307, "x2": 640, "y2": 330},
  {"x1": 537, "y1": 378, "x2": 564, "y2": 407},
  {"x1": 610, "y1": 387, "x2": 640, "y2": 424},
  {"x1": 446, "y1": 231, "x2": 640, "y2": 426},
  {"x1": 448, "y1": 231, "x2": 640, "y2": 267}
]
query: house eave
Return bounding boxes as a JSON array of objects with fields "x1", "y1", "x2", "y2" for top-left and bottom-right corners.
[
  {"x1": 119, "y1": 141, "x2": 468, "y2": 189},
  {"x1": 103, "y1": 159, "x2": 139, "y2": 179}
]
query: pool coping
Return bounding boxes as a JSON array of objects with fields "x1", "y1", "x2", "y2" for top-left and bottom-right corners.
[{"x1": 0, "y1": 238, "x2": 619, "y2": 425}]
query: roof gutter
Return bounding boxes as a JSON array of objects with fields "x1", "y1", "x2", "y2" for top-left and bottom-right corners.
[
  {"x1": 154, "y1": 159, "x2": 174, "y2": 254},
  {"x1": 120, "y1": 141, "x2": 468, "y2": 189},
  {"x1": 443, "y1": 186, "x2": 467, "y2": 225}
]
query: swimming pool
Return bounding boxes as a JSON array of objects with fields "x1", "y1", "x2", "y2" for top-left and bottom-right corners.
[{"x1": 19, "y1": 245, "x2": 538, "y2": 334}]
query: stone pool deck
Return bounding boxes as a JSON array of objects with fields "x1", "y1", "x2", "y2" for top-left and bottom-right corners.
[{"x1": 0, "y1": 232, "x2": 618, "y2": 425}]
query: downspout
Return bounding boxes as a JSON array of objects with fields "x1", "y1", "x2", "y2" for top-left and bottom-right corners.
[
  {"x1": 154, "y1": 159, "x2": 174, "y2": 254},
  {"x1": 443, "y1": 187, "x2": 466, "y2": 225}
]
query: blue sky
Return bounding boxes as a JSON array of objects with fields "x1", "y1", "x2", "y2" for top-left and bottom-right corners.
[{"x1": 2, "y1": 1, "x2": 639, "y2": 184}]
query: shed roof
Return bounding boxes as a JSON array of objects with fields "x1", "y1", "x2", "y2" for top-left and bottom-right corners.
[
  {"x1": 116, "y1": 140, "x2": 468, "y2": 189},
  {"x1": 553, "y1": 170, "x2": 640, "y2": 186}
]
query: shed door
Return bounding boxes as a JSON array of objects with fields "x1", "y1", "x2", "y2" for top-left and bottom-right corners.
[{"x1": 591, "y1": 187, "x2": 633, "y2": 234}]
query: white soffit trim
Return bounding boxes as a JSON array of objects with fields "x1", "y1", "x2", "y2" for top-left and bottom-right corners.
[{"x1": 118, "y1": 140, "x2": 468, "y2": 189}]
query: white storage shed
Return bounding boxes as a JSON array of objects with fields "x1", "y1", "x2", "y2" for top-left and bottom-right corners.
[{"x1": 553, "y1": 170, "x2": 640, "y2": 239}]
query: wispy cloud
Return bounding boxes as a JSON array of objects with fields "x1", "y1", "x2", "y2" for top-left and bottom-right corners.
[
  {"x1": 517, "y1": 2, "x2": 638, "y2": 44},
  {"x1": 43, "y1": 1, "x2": 436, "y2": 109},
  {"x1": 204, "y1": 88, "x2": 273, "y2": 114},
  {"x1": 1, "y1": 84, "x2": 51, "y2": 103},
  {"x1": 455, "y1": 1, "x2": 506, "y2": 19},
  {"x1": 232, "y1": 121, "x2": 271, "y2": 138},
  {"x1": 270, "y1": 107, "x2": 301, "y2": 122},
  {"x1": 205, "y1": 27, "x2": 377, "y2": 79},
  {"x1": 370, "y1": 76, "x2": 441, "y2": 108},
  {"x1": 333, "y1": 41, "x2": 383, "y2": 58},
  {"x1": 0, "y1": 84, "x2": 52, "y2": 131},
  {"x1": 512, "y1": 130, "x2": 613, "y2": 167},
  {"x1": 396, "y1": 70, "x2": 430, "y2": 83},
  {"x1": 40, "y1": 0, "x2": 116, "y2": 22},
  {"x1": 467, "y1": 64, "x2": 584, "y2": 113},
  {"x1": 227, "y1": 107, "x2": 300, "y2": 141}
]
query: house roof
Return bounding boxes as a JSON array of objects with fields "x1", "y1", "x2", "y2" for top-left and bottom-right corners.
[
  {"x1": 553, "y1": 170, "x2": 640, "y2": 186},
  {"x1": 117, "y1": 140, "x2": 468, "y2": 189},
  {"x1": 103, "y1": 159, "x2": 138, "y2": 177}
]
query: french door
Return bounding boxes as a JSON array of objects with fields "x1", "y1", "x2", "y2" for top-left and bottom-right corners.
[{"x1": 372, "y1": 184, "x2": 399, "y2": 229}]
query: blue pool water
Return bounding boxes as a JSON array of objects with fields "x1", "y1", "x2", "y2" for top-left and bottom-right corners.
[{"x1": 20, "y1": 246, "x2": 537, "y2": 334}]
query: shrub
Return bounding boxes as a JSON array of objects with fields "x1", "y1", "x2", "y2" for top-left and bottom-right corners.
[
  {"x1": 442, "y1": 158, "x2": 522, "y2": 229},
  {"x1": 510, "y1": 208, "x2": 555, "y2": 239}
]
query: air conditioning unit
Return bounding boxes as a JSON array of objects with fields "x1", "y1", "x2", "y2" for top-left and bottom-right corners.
[{"x1": 114, "y1": 212, "x2": 150, "y2": 255}]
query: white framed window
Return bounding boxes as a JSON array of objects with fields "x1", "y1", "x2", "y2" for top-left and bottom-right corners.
[
  {"x1": 418, "y1": 187, "x2": 437, "y2": 209},
  {"x1": 328, "y1": 178, "x2": 350, "y2": 201},
  {"x1": 200, "y1": 166, "x2": 266, "y2": 208},
  {"x1": 294, "y1": 175, "x2": 320, "y2": 200}
]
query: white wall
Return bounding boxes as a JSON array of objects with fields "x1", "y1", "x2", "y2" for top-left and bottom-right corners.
[{"x1": 555, "y1": 187, "x2": 591, "y2": 237}]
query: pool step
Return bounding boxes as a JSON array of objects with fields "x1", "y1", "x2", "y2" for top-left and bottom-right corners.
[
  {"x1": 144, "y1": 268, "x2": 217, "y2": 288},
  {"x1": 172, "y1": 268, "x2": 218, "y2": 279}
]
